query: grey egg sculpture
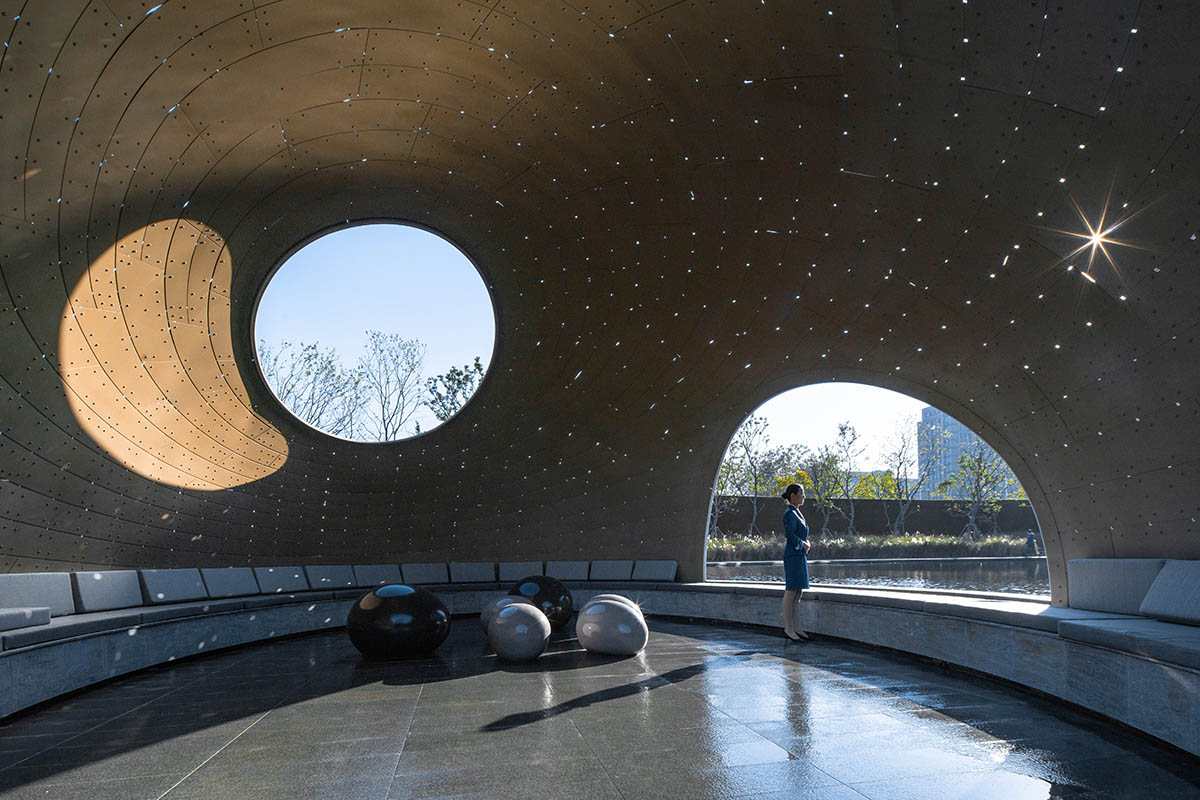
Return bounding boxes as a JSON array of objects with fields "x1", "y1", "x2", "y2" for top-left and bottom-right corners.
[
  {"x1": 580, "y1": 593, "x2": 644, "y2": 620},
  {"x1": 576, "y1": 599, "x2": 648, "y2": 656},
  {"x1": 479, "y1": 595, "x2": 535, "y2": 632},
  {"x1": 508, "y1": 575, "x2": 573, "y2": 630},
  {"x1": 487, "y1": 602, "x2": 551, "y2": 661},
  {"x1": 346, "y1": 584, "x2": 451, "y2": 659}
]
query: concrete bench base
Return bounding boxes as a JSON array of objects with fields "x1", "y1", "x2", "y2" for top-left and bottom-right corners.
[
  {"x1": 794, "y1": 589, "x2": 1199, "y2": 758},
  {"x1": 1, "y1": 598, "x2": 353, "y2": 719},
  {"x1": 1059, "y1": 617, "x2": 1200, "y2": 670},
  {"x1": 1, "y1": 583, "x2": 1195, "y2": 758}
]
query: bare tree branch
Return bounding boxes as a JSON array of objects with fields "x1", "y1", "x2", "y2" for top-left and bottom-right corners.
[
  {"x1": 357, "y1": 331, "x2": 427, "y2": 441},
  {"x1": 879, "y1": 415, "x2": 950, "y2": 535},
  {"x1": 257, "y1": 339, "x2": 362, "y2": 437},
  {"x1": 831, "y1": 422, "x2": 863, "y2": 535}
]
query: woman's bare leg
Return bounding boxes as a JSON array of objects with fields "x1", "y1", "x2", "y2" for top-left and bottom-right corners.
[{"x1": 782, "y1": 590, "x2": 799, "y2": 635}]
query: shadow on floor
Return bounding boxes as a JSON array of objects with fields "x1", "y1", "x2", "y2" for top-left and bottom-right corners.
[
  {"x1": 0, "y1": 622, "x2": 653, "y2": 791},
  {"x1": 0, "y1": 620, "x2": 1197, "y2": 798},
  {"x1": 480, "y1": 649, "x2": 771, "y2": 731}
]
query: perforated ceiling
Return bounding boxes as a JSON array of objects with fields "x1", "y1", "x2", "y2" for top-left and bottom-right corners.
[{"x1": 2, "y1": 1, "x2": 1197, "y2": 602}]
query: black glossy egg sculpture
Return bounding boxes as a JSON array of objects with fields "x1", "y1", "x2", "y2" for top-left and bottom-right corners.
[
  {"x1": 508, "y1": 575, "x2": 573, "y2": 631},
  {"x1": 346, "y1": 584, "x2": 451, "y2": 659}
]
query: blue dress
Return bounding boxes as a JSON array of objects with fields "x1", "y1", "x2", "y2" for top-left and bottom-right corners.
[{"x1": 782, "y1": 505, "x2": 810, "y2": 590}]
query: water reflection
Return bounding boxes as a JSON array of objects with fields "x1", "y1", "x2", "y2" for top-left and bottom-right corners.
[{"x1": 707, "y1": 558, "x2": 1050, "y2": 595}]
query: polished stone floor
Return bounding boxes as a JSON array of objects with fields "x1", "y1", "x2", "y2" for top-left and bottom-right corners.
[{"x1": 1, "y1": 620, "x2": 1198, "y2": 799}]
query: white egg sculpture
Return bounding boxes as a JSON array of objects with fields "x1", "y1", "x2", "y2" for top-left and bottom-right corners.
[
  {"x1": 487, "y1": 603, "x2": 551, "y2": 662},
  {"x1": 576, "y1": 599, "x2": 649, "y2": 656},
  {"x1": 479, "y1": 594, "x2": 535, "y2": 632},
  {"x1": 580, "y1": 593, "x2": 644, "y2": 621}
]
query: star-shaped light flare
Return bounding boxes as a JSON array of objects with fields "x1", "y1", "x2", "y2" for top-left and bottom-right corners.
[{"x1": 1044, "y1": 188, "x2": 1150, "y2": 282}]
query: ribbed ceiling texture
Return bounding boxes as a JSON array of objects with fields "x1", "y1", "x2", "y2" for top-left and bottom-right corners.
[{"x1": 2, "y1": 1, "x2": 1197, "y2": 601}]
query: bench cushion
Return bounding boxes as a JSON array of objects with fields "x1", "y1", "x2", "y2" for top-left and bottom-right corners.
[
  {"x1": 1059, "y1": 618, "x2": 1200, "y2": 670},
  {"x1": 0, "y1": 608, "x2": 50, "y2": 632},
  {"x1": 499, "y1": 562, "x2": 543, "y2": 582},
  {"x1": 242, "y1": 591, "x2": 333, "y2": 608},
  {"x1": 804, "y1": 587, "x2": 1138, "y2": 633},
  {"x1": 200, "y1": 568, "x2": 260, "y2": 598},
  {"x1": 589, "y1": 560, "x2": 634, "y2": 581},
  {"x1": 140, "y1": 569, "x2": 208, "y2": 604},
  {"x1": 0, "y1": 573, "x2": 75, "y2": 617},
  {"x1": 402, "y1": 563, "x2": 449, "y2": 584},
  {"x1": 139, "y1": 599, "x2": 246, "y2": 622},
  {"x1": 304, "y1": 565, "x2": 356, "y2": 589},
  {"x1": 352, "y1": 564, "x2": 402, "y2": 587},
  {"x1": 72, "y1": 571, "x2": 143, "y2": 612},
  {"x1": 450, "y1": 562, "x2": 495, "y2": 583},
  {"x1": 253, "y1": 567, "x2": 309, "y2": 594},
  {"x1": 546, "y1": 561, "x2": 589, "y2": 581},
  {"x1": 1068, "y1": 558, "x2": 1166, "y2": 614},
  {"x1": 1, "y1": 610, "x2": 142, "y2": 650},
  {"x1": 1138, "y1": 560, "x2": 1200, "y2": 625},
  {"x1": 632, "y1": 560, "x2": 678, "y2": 581},
  {"x1": 920, "y1": 596, "x2": 1137, "y2": 633}
]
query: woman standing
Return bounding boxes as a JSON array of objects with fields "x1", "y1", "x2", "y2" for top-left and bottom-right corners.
[{"x1": 781, "y1": 483, "x2": 811, "y2": 641}]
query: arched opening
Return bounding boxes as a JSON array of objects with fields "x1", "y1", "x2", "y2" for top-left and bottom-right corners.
[
  {"x1": 706, "y1": 382, "x2": 1046, "y2": 595},
  {"x1": 253, "y1": 222, "x2": 497, "y2": 443}
]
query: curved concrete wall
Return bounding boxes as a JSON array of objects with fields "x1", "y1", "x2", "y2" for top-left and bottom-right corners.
[{"x1": 1, "y1": 3, "x2": 1198, "y2": 601}]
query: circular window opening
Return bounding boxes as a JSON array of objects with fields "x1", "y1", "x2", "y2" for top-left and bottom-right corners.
[{"x1": 254, "y1": 223, "x2": 496, "y2": 442}]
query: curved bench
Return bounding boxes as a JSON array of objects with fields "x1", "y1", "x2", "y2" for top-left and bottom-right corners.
[
  {"x1": 0, "y1": 560, "x2": 679, "y2": 718},
  {"x1": 1, "y1": 566, "x2": 1196, "y2": 758}
]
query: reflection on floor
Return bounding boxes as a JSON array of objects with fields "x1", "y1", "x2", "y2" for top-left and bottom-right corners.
[{"x1": 0, "y1": 620, "x2": 1197, "y2": 799}]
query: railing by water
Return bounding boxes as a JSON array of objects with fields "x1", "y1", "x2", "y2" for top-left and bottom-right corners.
[{"x1": 705, "y1": 556, "x2": 1050, "y2": 595}]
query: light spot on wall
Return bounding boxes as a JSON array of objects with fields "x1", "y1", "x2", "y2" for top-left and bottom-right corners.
[{"x1": 58, "y1": 220, "x2": 288, "y2": 490}]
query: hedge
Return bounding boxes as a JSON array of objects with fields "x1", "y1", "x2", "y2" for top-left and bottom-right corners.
[{"x1": 706, "y1": 532, "x2": 1029, "y2": 561}]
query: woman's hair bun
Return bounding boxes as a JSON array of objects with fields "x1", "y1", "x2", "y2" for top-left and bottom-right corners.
[{"x1": 782, "y1": 483, "x2": 802, "y2": 500}]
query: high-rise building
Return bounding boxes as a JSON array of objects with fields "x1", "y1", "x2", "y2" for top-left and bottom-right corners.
[{"x1": 918, "y1": 407, "x2": 1022, "y2": 499}]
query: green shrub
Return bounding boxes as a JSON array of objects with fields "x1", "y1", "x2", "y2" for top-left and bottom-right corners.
[{"x1": 706, "y1": 532, "x2": 1028, "y2": 561}]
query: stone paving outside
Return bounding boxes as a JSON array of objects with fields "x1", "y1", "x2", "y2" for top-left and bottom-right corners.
[{"x1": 0, "y1": 619, "x2": 1197, "y2": 799}]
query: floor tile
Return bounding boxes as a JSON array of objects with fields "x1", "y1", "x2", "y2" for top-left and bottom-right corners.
[
  {"x1": 0, "y1": 620, "x2": 1195, "y2": 800},
  {"x1": 849, "y1": 769, "x2": 1083, "y2": 800},
  {"x1": 0, "y1": 774, "x2": 183, "y2": 800},
  {"x1": 387, "y1": 756, "x2": 623, "y2": 800},
  {"x1": 604, "y1": 754, "x2": 843, "y2": 800}
]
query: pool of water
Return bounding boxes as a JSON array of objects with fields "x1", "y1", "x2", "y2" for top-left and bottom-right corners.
[{"x1": 706, "y1": 557, "x2": 1050, "y2": 595}]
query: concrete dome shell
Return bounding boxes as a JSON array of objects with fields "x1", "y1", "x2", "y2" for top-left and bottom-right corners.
[{"x1": 1, "y1": 2, "x2": 1197, "y2": 603}]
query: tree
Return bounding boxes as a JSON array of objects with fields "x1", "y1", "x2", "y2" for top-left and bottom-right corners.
[
  {"x1": 259, "y1": 334, "x2": 486, "y2": 441},
  {"x1": 426, "y1": 356, "x2": 485, "y2": 422},
  {"x1": 762, "y1": 442, "x2": 810, "y2": 491},
  {"x1": 257, "y1": 339, "x2": 361, "y2": 437},
  {"x1": 719, "y1": 415, "x2": 774, "y2": 534},
  {"x1": 878, "y1": 416, "x2": 950, "y2": 535},
  {"x1": 356, "y1": 331, "x2": 426, "y2": 441},
  {"x1": 797, "y1": 447, "x2": 844, "y2": 534},
  {"x1": 937, "y1": 441, "x2": 1022, "y2": 539},
  {"x1": 773, "y1": 467, "x2": 811, "y2": 498},
  {"x1": 708, "y1": 458, "x2": 741, "y2": 537},
  {"x1": 854, "y1": 470, "x2": 897, "y2": 501},
  {"x1": 831, "y1": 422, "x2": 864, "y2": 535}
]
